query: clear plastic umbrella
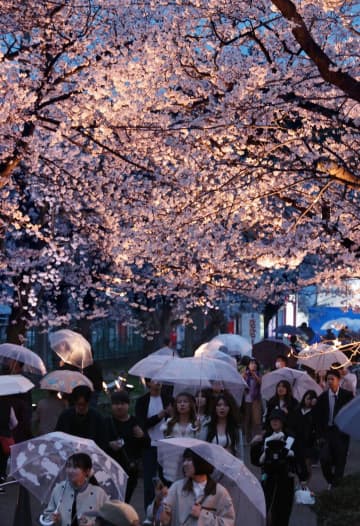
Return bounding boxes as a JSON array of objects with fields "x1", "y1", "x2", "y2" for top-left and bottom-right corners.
[
  {"x1": 0, "y1": 343, "x2": 47, "y2": 375},
  {"x1": 206, "y1": 334, "x2": 252, "y2": 356},
  {"x1": 261, "y1": 367, "x2": 323, "y2": 401},
  {"x1": 10, "y1": 431, "x2": 128, "y2": 503},
  {"x1": 157, "y1": 437, "x2": 266, "y2": 526},
  {"x1": 0, "y1": 374, "x2": 34, "y2": 395},
  {"x1": 297, "y1": 343, "x2": 350, "y2": 372},
  {"x1": 40, "y1": 370, "x2": 94, "y2": 394},
  {"x1": 151, "y1": 346, "x2": 179, "y2": 357},
  {"x1": 152, "y1": 356, "x2": 247, "y2": 395},
  {"x1": 335, "y1": 396, "x2": 360, "y2": 439},
  {"x1": 194, "y1": 344, "x2": 237, "y2": 368},
  {"x1": 128, "y1": 353, "x2": 177, "y2": 379},
  {"x1": 49, "y1": 330, "x2": 93, "y2": 370}
]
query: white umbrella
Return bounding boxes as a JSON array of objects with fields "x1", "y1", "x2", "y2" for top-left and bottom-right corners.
[
  {"x1": 49, "y1": 330, "x2": 93, "y2": 370},
  {"x1": 0, "y1": 374, "x2": 34, "y2": 395},
  {"x1": 207, "y1": 334, "x2": 252, "y2": 356},
  {"x1": 152, "y1": 356, "x2": 247, "y2": 395},
  {"x1": 335, "y1": 395, "x2": 360, "y2": 439},
  {"x1": 0, "y1": 343, "x2": 47, "y2": 376},
  {"x1": 157, "y1": 437, "x2": 266, "y2": 526},
  {"x1": 10, "y1": 431, "x2": 128, "y2": 503},
  {"x1": 261, "y1": 367, "x2": 323, "y2": 401},
  {"x1": 194, "y1": 344, "x2": 237, "y2": 368},
  {"x1": 40, "y1": 370, "x2": 94, "y2": 394},
  {"x1": 128, "y1": 353, "x2": 177, "y2": 379},
  {"x1": 297, "y1": 343, "x2": 350, "y2": 372}
]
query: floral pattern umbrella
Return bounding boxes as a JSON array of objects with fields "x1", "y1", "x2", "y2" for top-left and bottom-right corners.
[
  {"x1": 40, "y1": 370, "x2": 94, "y2": 394},
  {"x1": 10, "y1": 432, "x2": 128, "y2": 503}
]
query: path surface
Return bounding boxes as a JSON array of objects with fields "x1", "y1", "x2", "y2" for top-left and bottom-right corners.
[{"x1": 1, "y1": 439, "x2": 359, "y2": 526}]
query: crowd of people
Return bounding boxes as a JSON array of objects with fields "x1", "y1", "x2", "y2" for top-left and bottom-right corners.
[{"x1": 0, "y1": 345, "x2": 358, "y2": 526}]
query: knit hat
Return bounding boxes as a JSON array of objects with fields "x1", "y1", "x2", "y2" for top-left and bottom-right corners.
[{"x1": 97, "y1": 500, "x2": 139, "y2": 526}]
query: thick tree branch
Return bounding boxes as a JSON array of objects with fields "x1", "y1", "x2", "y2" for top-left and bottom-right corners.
[{"x1": 271, "y1": 0, "x2": 360, "y2": 102}]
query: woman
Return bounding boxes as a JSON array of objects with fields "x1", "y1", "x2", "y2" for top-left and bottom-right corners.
[
  {"x1": 41, "y1": 453, "x2": 108, "y2": 526},
  {"x1": 292, "y1": 390, "x2": 318, "y2": 482},
  {"x1": 242, "y1": 358, "x2": 262, "y2": 443},
  {"x1": 162, "y1": 393, "x2": 199, "y2": 439},
  {"x1": 194, "y1": 389, "x2": 212, "y2": 440},
  {"x1": 263, "y1": 380, "x2": 298, "y2": 433},
  {"x1": 160, "y1": 449, "x2": 235, "y2": 526},
  {"x1": 251, "y1": 409, "x2": 308, "y2": 526},
  {"x1": 206, "y1": 392, "x2": 240, "y2": 457}
]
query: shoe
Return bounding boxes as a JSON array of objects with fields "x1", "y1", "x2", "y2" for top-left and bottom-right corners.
[
  {"x1": 327, "y1": 484, "x2": 332, "y2": 490},
  {"x1": 0, "y1": 487, "x2": 5, "y2": 494}
]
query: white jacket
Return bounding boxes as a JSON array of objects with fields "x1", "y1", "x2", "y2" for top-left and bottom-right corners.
[{"x1": 44, "y1": 481, "x2": 109, "y2": 526}]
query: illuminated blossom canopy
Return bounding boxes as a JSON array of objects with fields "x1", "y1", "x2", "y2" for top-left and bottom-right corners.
[{"x1": 0, "y1": 0, "x2": 359, "y2": 329}]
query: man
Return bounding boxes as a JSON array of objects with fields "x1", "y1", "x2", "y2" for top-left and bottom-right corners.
[
  {"x1": 314, "y1": 369, "x2": 353, "y2": 488},
  {"x1": 56, "y1": 385, "x2": 107, "y2": 450},
  {"x1": 106, "y1": 390, "x2": 149, "y2": 503},
  {"x1": 135, "y1": 379, "x2": 173, "y2": 510}
]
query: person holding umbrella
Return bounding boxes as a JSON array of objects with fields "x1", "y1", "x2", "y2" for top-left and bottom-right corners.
[
  {"x1": 160, "y1": 448, "x2": 235, "y2": 526},
  {"x1": 41, "y1": 453, "x2": 109, "y2": 526}
]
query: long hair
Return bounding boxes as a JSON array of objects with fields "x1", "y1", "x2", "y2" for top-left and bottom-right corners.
[
  {"x1": 271, "y1": 380, "x2": 293, "y2": 404},
  {"x1": 206, "y1": 392, "x2": 239, "y2": 454},
  {"x1": 299, "y1": 389, "x2": 318, "y2": 409},
  {"x1": 164, "y1": 392, "x2": 196, "y2": 437},
  {"x1": 195, "y1": 388, "x2": 213, "y2": 416}
]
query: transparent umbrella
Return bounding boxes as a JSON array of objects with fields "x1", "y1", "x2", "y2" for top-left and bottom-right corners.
[
  {"x1": 0, "y1": 343, "x2": 47, "y2": 376},
  {"x1": 157, "y1": 437, "x2": 266, "y2": 526},
  {"x1": 10, "y1": 432, "x2": 128, "y2": 503},
  {"x1": 297, "y1": 343, "x2": 350, "y2": 372},
  {"x1": 49, "y1": 330, "x2": 93, "y2": 370},
  {"x1": 261, "y1": 367, "x2": 323, "y2": 401},
  {"x1": 152, "y1": 356, "x2": 247, "y2": 396},
  {"x1": 128, "y1": 353, "x2": 177, "y2": 379},
  {"x1": 40, "y1": 370, "x2": 94, "y2": 394},
  {"x1": 194, "y1": 344, "x2": 237, "y2": 368},
  {"x1": 207, "y1": 334, "x2": 252, "y2": 356},
  {"x1": 335, "y1": 396, "x2": 360, "y2": 439},
  {"x1": 0, "y1": 374, "x2": 34, "y2": 395}
]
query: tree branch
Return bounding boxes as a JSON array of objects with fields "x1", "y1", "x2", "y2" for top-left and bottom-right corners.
[{"x1": 271, "y1": 0, "x2": 360, "y2": 102}]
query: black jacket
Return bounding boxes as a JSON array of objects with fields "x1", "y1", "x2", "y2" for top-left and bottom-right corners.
[
  {"x1": 56, "y1": 406, "x2": 107, "y2": 450},
  {"x1": 135, "y1": 391, "x2": 172, "y2": 432},
  {"x1": 313, "y1": 388, "x2": 353, "y2": 438}
]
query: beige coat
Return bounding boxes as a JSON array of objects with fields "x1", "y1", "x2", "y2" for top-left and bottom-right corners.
[
  {"x1": 44, "y1": 481, "x2": 109, "y2": 526},
  {"x1": 164, "y1": 478, "x2": 235, "y2": 526}
]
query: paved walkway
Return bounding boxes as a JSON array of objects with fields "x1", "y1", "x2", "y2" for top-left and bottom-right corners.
[{"x1": 1, "y1": 439, "x2": 359, "y2": 526}]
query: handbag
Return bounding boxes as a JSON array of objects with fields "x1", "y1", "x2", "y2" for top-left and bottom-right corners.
[
  {"x1": 294, "y1": 487, "x2": 315, "y2": 505},
  {"x1": 0, "y1": 435, "x2": 15, "y2": 455}
]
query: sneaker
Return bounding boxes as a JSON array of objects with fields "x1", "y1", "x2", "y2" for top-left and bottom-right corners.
[
  {"x1": 327, "y1": 484, "x2": 332, "y2": 491},
  {"x1": 0, "y1": 487, "x2": 5, "y2": 494}
]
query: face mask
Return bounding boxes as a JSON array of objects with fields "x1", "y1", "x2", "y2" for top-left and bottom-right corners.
[{"x1": 275, "y1": 362, "x2": 282, "y2": 369}]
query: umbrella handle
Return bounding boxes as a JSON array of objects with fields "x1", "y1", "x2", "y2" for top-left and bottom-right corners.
[{"x1": 54, "y1": 480, "x2": 68, "y2": 513}]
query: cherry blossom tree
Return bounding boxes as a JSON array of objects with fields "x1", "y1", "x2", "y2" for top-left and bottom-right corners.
[{"x1": 0, "y1": 0, "x2": 359, "y2": 338}]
